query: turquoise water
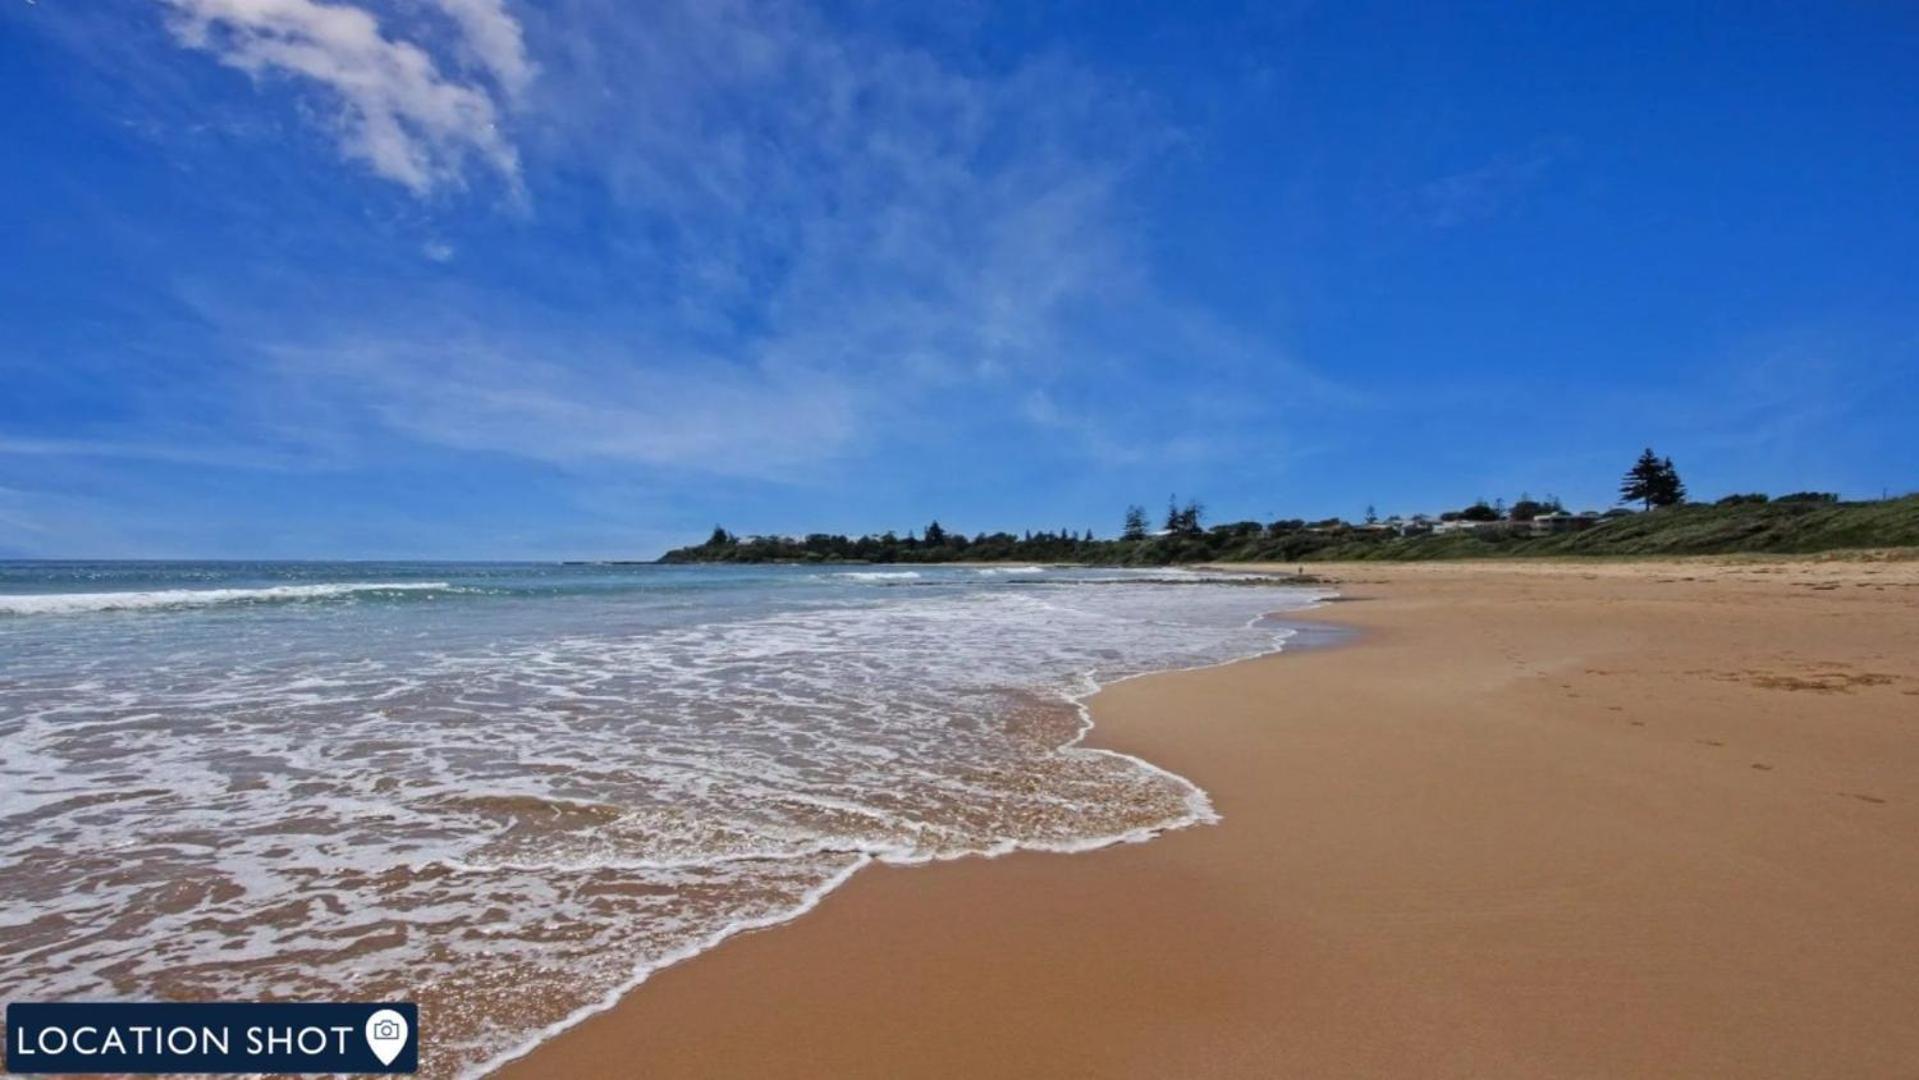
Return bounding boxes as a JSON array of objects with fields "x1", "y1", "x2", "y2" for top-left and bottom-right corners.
[{"x1": 0, "y1": 561, "x2": 1321, "y2": 1077}]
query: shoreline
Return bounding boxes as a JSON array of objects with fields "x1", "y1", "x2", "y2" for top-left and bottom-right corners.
[
  {"x1": 470, "y1": 584, "x2": 1330, "y2": 1077},
  {"x1": 501, "y1": 558, "x2": 1919, "y2": 1078}
]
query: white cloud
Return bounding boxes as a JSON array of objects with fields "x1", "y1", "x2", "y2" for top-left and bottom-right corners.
[
  {"x1": 139, "y1": 0, "x2": 1344, "y2": 482},
  {"x1": 426, "y1": 0, "x2": 533, "y2": 99},
  {"x1": 161, "y1": 0, "x2": 524, "y2": 193}
]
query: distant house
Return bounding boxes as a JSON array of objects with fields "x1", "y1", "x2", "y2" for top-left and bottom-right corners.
[{"x1": 1531, "y1": 510, "x2": 1600, "y2": 535}]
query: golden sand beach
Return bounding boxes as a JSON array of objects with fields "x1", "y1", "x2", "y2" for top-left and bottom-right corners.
[{"x1": 504, "y1": 557, "x2": 1919, "y2": 1078}]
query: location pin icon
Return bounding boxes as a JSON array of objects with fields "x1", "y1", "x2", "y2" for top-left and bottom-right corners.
[{"x1": 365, "y1": 1009, "x2": 409, "y2": 1067}]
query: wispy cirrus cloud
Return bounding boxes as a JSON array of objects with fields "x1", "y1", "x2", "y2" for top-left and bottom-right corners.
[
  {"x1": 265, "y1": 334, "x2": 862, "y2": 481},
  {"x1": 0, "y1": 428, "x2": 353, "y2": 475},
  {"x1": 1412, "y1": 136, "x2": 1572, "y2": 228},
  {"x1": 11, "y1": 0, "x2": 1349, "y2": 558},
  {"x1": 427, "y1": 0, "x2": 533, "y2": 98},
  {"x1": 160, "y1": 0, "x2": 527, "y2": 193},
  {"x1": 144, "y1": 0, "x2": 1308, "y2": 478},
  {"x1": 524, "y1": 0, "x2": 1166, "y2": 380}
]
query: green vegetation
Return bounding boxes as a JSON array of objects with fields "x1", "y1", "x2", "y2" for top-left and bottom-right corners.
[
  {"x1": 657, "y1": 450, "x2": 1919, "y2": 565},
  {"x1": 658, "y1": 494, "x2": 1919, "y2": 566},
  {"x1": 1313, "y1": 495, "x2": 1919, "y2": 561},
  {"x1": 665, "y1": 524, "x2": 1113, "y2": 565}
]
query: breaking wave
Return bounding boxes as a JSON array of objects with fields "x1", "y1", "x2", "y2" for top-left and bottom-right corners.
[{"x1": 0, "y1": 582, "x2": 451, "y2": 616}]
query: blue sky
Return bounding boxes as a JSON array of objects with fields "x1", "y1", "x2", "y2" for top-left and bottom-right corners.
[{"x1": 3, "y1": 1, "x2": 1915, "y2": 558}]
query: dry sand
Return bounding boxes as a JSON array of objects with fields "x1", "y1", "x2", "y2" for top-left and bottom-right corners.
[{"x1": 501, "y1": 557, "x2": 1919, "y2": 1078}]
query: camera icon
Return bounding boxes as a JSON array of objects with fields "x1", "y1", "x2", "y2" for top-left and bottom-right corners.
[{"x1": 365, "y1": 1007, "x2": 410, "y2": 1066}]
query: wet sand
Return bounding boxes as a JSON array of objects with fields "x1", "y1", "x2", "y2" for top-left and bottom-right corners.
[{"x1": 500, "y1": 557, "x2": 1919, "y2": 1078}]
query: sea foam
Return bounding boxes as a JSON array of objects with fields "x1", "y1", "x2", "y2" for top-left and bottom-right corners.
[
  {"x1": 0, "y1": 581, "x2": 450, "y2": 616},
  {"x1": 0, "y1": 564, "x2": 1322, "y2": 1078}
]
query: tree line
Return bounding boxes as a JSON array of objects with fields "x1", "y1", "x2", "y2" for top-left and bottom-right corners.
[
  {"x1": 682, "y1": 523, "x2": 1109, "y2": 565},
  {"x1": 660, "y1": 449, "x2": 1881, "y2": 566}
]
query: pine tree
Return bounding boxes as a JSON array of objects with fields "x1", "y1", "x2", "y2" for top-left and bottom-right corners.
[
  {"x1": 1619, "y1": 448, "x2": 1665, "y2": 511},
  {"x1": 924, "y1": 520, "x2": 946, "y2": 545},
  {"x1": 1123, "y1": 505, "x2": 1148, "y2": 541},
  {"x1": 1652, "y1": 456, "x2": 1687, "y2": 507}
]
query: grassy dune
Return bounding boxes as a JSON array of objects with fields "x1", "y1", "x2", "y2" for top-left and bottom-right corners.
[{"x1": 1302, "y1": 495, "x2": 1919, "y2": 562}]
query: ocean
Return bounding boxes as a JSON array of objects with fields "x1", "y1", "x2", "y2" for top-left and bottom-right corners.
[{"x1": 0, "y1": 560, "x2": 1323, "y2": 1076}]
